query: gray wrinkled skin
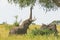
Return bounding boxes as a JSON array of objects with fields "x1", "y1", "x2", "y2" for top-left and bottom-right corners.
[{"x1": 40, "y1": 24, "x2": 58, "y2": 35}]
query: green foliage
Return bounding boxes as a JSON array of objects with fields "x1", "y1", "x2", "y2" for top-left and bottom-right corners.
[
  {"x1": 39, "y1": 0, "x2": 56, "y2": 10},
  {"x1": 51, "y1": 20, "x2": 60, "y2": 25},
  {"x1": 13, "y1": 15, "x2": 19, "y2": 26},
  {"x1": 8, "y1": 0, "x2": 60, "y2": 11},
  {"x1": 0, "y1": 24, "x2": 60, "y2": 40},
  {"x1": 31, "y1": 28, "x2": 55, "y2": 35},
  {"x1": 15, "y1": 15, "x2": 18, "y2": 20},
  {"x1": 8, "y1": 0, "x2": 36, "y2": 8},
  {"x1": 14, "y1": 22, "x2": 19, "y2": 26},
  {"x1": 2, "y1": 22, "x2": 6, "y2": 24}
]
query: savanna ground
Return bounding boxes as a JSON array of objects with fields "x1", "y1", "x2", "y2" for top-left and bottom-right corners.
[{"x1": 0, "y1": 24, "x2": 60, "y2": 40}]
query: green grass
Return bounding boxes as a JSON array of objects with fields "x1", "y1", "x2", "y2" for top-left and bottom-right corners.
[
  {"x1": 0, "y1": 34, "x2": 60, "y2": 40},
  {"x1": 0, "y1": 24, "x2": 60, "y2": 40}
]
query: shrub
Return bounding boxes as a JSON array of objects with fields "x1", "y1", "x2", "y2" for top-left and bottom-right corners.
[
  {"x1": 31, "y1": 28, "x2": 55, "y2": 35},
  {"x1": 13, "y1": 15, "x2": 19, "y2": 26},
  {"x1": 14, "y1": 22, "x2": 19, "y2": 26}
]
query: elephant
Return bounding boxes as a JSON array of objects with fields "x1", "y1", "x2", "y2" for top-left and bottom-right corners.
[
  {"x1": 9, "y1": 6, "x2": 36, "y2": 35},
  {"x1": 9, "y1": 19, "x2": 35, "y2": 34},
  {"x1": 40, "y1": 24, "x2": 58, "y2": 35},
  {"x1": 40, "y1": 24, "x2": 48, "y2": 30},
  {"x1": 47, "y1": 24, "x2": 58, "y2": 35}
]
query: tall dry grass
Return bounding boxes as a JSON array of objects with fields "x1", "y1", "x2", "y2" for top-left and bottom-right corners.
[{"x1": 0, "y1": 24, "x2": 60, "y2": 40}]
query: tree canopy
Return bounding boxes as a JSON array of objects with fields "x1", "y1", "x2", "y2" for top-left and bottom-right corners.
[
  {"x1": 8, "y1": 0, "x2": 36, "y2": 8},
  {"x1": 8, "y1": 0, "x2": 60, "y2": 10},
  {"x1": 39, "y1": 0, "x2": 60, "y2": 10}
]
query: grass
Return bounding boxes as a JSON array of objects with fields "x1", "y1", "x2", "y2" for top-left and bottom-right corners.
[{"x1": 0, "y1": 24, "x2": 60, "y2": 40}]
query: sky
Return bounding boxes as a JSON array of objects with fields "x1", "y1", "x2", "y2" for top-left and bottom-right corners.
[{"x1": 0, "y1": 0, "x2": 60, "y2": 25}]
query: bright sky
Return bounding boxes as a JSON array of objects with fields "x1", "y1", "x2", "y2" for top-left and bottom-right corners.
[{"x1": 0, "y1": 0, "x2": 60, "y2": 25}]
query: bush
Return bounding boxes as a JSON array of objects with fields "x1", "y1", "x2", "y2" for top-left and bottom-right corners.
[
  {"x1": 31, "y1": 28, "x2": 55, "y2": 35},
  {"x1": 14, "y1": 22, "x2": 19, "y2": 26}
]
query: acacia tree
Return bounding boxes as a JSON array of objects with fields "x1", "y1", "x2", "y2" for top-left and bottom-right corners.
[
  {"x1": 39, "y1": 0, "x2": 60, "y2": 10},
  {"x1": 8, "y1": 0, "x2": 36, "y2": 19},
  {"x1": 8, "y1": 0, "x2": 60, "y2": 12}
]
